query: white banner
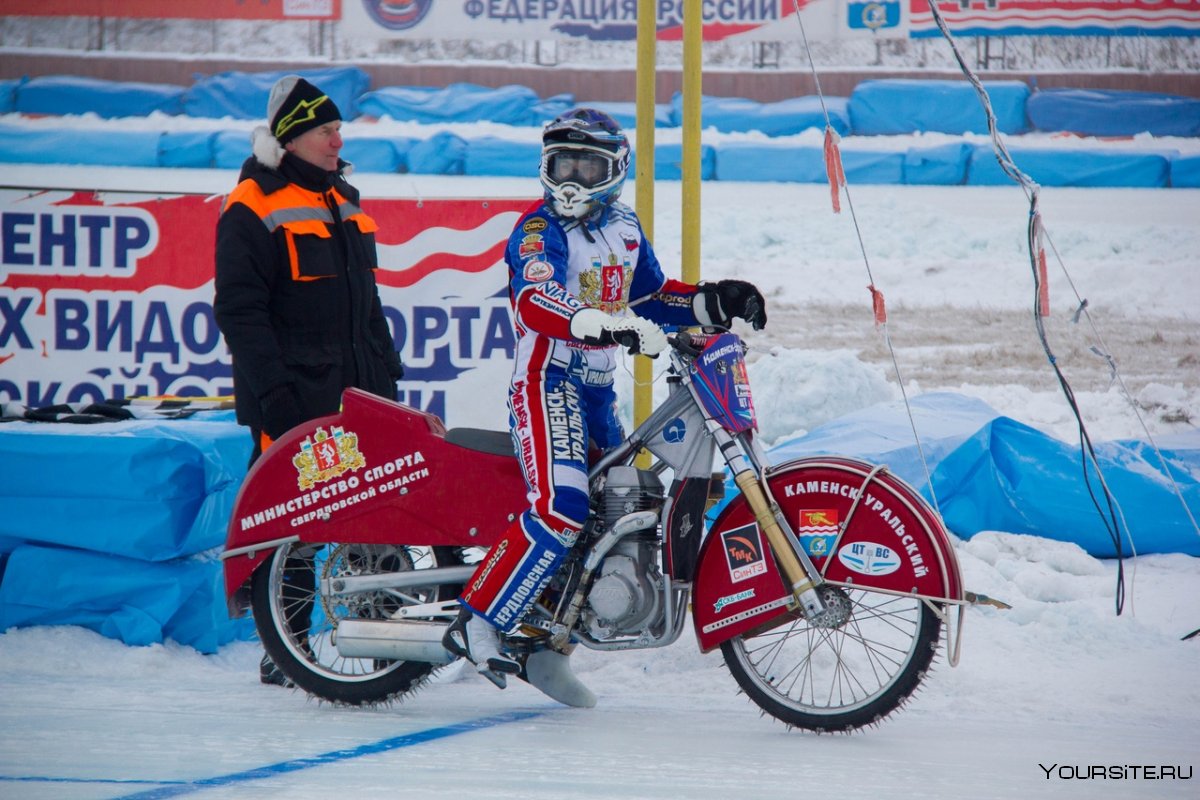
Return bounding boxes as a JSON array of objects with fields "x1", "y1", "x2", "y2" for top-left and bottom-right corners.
[{"x1": 341, "y1": 0, "x2": 906, "y2": 42}]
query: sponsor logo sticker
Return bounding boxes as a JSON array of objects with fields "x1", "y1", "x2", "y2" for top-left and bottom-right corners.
[
  {"x1": 837, "y1": 541, "x2": 901, "y2": 577},
  {"x1": 713, "y1": 588, "x2": 755, "y2": 613},
  {"x1": 721, "y1": 522, "x2": 768, "y2": 583}
]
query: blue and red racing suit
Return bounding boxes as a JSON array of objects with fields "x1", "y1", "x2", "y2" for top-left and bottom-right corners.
[{"x1": 460, "y1": 200, "x2": 705, "y2": 633}]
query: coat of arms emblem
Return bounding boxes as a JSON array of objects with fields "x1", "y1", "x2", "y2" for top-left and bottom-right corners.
[{"x1": 293, "y1": 426, "x2": 366, "y2": 490}]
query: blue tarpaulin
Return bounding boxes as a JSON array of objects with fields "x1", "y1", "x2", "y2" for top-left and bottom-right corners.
[
  {"x1": 0, "y1": 415, "x2": 249, "y2": 561},
  {"x1": 849, "y1": 79, "x2": 1030, "y2": 135},
  {"x1": 762, "y1": 392, "x2": 1200, "y2": 558},
  {"x1": 1027, "y1": 88, "x2": 1200, "y2": 137},
  {"x1": 0, "y1": 78, "x2": 22, "y2": 113},
  {"x1": 463, "y1": 137, "x2": 542, "y2": 177},
  {"x1": 671, "y1": 92, "x2": 851, "y2": 137},
  {"x1": 0, "y1": 412, "x2": 254, "y2": 652},
  {"x1": 903, "y1": 142, "x2": 974, "y2": 185},
  {"x1": 183, "y1": 66, "x2": 370, "y2": 120},
  {"x1": 407, "y1": 130, "x2": 468, "y2": 174},
  {"x1": 0, "y1": 124, "x2": 162, "y2": 167},
  {"x1": 358, "y1": 83, "x2": 549, "y2": 126},
  {"x1": 0, "y1": 545, "x2": 253, "y2": 654},
  {"x1": 14, "y1": 75, "x2": 185, "y2": 118},
  {"x1": 715, "y1": 142, "x2": 904, "y2": 184},
  {"x1": 1171, "y1": 153, "x2": 1200, "y2": 187},
  {"x1": 967, "y1": 145, "x2": 1172, "y2": 187}
]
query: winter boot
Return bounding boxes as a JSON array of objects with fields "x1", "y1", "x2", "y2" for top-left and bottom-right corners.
[
  {"x1": 259, "y1": 653, "x2": 294, "y2": 688},
  {"x1": 443, "y1": 608, "x2": 522, "y2": 689}
]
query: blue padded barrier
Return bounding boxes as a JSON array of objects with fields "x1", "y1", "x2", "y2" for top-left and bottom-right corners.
[
  {"x1": 1027, "y1": 88, "x2": 1200, "y2": 138},
  {"x1": 0, "y1": 545, "x2": 254, "y2": 654},
  {"x1": 714, "y1": 142, "x2": 904, "y2": 184},
  {"x1": 966, "y1": 145, "x2": 1172, "y2": 187},
  {"x1": 672, "y1": 92, "x2": 850, "y2": 137},
  {"x1": 849, "y1": 79, "x2": 1030, "y2": 135},
  {"x1": 158, "y1": 130, "x2": 218, "y2": 168},
  {"x1": 0, "y1": 416, "x2": 250, "y2": 562},
  {"x1": 0, "y1": 413, "x2": 253, "y2": 652},
  {"x1": 464, "y1": 137, "x2": 541, "y2": 176},
  {"x1": 651, "y1": 142, "x2": 717, "y2": 180},
  {"x1": 407, "y1": 130, "x2": 468, "y2": 174},
  {"x1": 0, "y1": 124, "x2": 161, "y2": 167},
  {"x1": 357, "y1": 82, "x2": 546, "y2": 126},
  {"x1": 15, "y1": 75, "x2": 185, "y2": 119},
  {"x1": 903, "y1": 142, "x2": 973, "y2": 185},
  {"x1": 1, "y1": 77, "x2": 27, "y2": 113},
  {"x1": 212, "y1": 129, "x2": 253, "y2": 170},
  {"x1": 341, "y1": 137, "x2": 410, "y2": 173},
  {"x1": 933, "y1": 420, "x2": 1200, "y2": 558},
  {"x1": 1170, "y1": 153, "x2": 1200, "y2": 187},
  {"x1": 755, "y1": 392, "x2": 1200, "y2": 558},
  {"x1": 183, "y1": 66, "x2": 370, "y2": 120}
]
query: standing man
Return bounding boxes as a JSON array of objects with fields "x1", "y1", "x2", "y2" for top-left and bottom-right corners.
[
  {"x1": 215, "y1": 75, "x2": 403, "y2": 684},
  {"x1": 442, "y1": 108, "x2": 767, "y2": 704}
]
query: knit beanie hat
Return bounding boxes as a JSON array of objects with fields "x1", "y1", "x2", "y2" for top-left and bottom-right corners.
[{"x1": 267, "y1": 75, "x2": 341, "y2": 145}]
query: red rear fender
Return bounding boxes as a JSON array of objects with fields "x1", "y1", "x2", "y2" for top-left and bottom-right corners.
[{"x1": 221, "y1": 388, "x2": 526, "y2": 602}]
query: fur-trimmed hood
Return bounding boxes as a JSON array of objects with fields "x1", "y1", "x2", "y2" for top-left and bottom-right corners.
[{"x1": 249, "y1": 125, "x2": 354, "y2": 177}]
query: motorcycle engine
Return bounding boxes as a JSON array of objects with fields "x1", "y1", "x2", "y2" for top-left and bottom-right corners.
[{"x1": 584, "y1": 466, "x2": 665, "y2": 638}]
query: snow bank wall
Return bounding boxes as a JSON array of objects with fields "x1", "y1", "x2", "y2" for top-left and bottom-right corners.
[
  {"x1": 0, "y1": 412, "x2": 255, "y2": 653},
  {"x1": 2, "y1": 71, "x2": 1198, "y2": 187}
]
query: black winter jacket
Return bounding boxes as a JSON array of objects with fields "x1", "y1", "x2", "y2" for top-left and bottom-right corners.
[{"x1": 214, "y1": 152, "x2": 403, "y2": 436}]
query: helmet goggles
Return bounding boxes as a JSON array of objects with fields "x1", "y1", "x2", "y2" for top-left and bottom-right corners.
[
  {"x1": 544, "y1": 148, "x2": 616, "y2": 190},
  {"x1": 539, "y1": 108, "x2": 630, "y2": 219}
]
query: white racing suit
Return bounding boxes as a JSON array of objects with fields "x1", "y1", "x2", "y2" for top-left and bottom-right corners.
[{"x1": 460, "y1": 199, "x2": 703, "y2": 632}]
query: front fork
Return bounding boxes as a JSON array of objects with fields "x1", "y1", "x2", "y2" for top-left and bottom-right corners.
[{"x1": 708, "y1": 421, "x2": 828, "y2": 620}]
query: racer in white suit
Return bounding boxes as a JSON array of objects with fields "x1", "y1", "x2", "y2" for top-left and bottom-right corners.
[{"x1": 443, "y1": 109, "x2": 768, "y2": 699}]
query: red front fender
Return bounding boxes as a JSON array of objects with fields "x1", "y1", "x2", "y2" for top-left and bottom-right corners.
[
  {"x1": 220, "y1": 388, "x2": 526, "y2": 608},
  {"x1": 692, "y1": 456, "x2": 964, "y2": 652}
]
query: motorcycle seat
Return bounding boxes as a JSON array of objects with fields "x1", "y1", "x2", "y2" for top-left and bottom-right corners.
[{"x1": 445, "y1": 427, "x2": 516, "y2": 458}]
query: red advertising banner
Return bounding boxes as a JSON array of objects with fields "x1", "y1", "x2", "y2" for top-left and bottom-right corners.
[
  {"x1": 3, "y1": 0, "x2": 340, "y2": 21},
  {"x1": 909, "y1": 0, "x2": 1200, "y2": 37},
  {"x1": 0, "y1": 189, "x2": 529, "y2": 429}
]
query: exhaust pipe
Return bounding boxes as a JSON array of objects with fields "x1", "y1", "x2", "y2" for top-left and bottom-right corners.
[{"x1": 334, "y1": 619, "x2": 456, "y2": 664}]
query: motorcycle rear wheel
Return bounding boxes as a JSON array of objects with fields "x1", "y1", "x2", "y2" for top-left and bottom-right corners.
[
  {"x1": 250, "y1": 541, "x2": 465, "y2": 705},
  {"x1": 720, "y1": 586, "x2": 941, "y2": 732}
]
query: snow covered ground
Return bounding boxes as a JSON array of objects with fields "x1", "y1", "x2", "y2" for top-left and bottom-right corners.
[{"x1": 1, "y1": 168, "x2": 1198, "y2": 795}]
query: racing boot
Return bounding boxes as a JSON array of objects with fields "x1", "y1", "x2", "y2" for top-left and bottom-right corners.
[
  {"x1": 443, "y1": 607, "x2": 521, "y2": 689},
  {"x1": 523, "y1": 645, "x2": 596, "y2": 709}
]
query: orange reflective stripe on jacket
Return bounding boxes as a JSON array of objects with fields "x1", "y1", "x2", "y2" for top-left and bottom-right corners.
[{"x1": 224, "y1": 179, "x2": 379, "y2": 280}]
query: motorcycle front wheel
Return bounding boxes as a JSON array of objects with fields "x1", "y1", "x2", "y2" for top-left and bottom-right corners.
[
  {"x1": 250, "y1": 541, "x2": 465, "y2": 705},
  {"x1": 720, "y1": 585, "x2": 941, "y2": 732}
]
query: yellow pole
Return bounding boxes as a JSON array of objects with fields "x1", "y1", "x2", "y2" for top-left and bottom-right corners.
[
  {"x1": 633, "y1": 0, "x2": 657, "y2": 466},
  {"x1": 681, "y1": 0, "x2": 701, "y2": 287}
]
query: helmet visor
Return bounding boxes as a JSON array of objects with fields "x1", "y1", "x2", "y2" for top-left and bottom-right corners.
[{"x1": 546, "y1": 150, "x2": 613, "y2": 189}]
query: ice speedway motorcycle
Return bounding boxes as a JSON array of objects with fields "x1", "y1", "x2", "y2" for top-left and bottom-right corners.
[{"x1": 221, "y1": 330, "x2": 977, "y2": 732}]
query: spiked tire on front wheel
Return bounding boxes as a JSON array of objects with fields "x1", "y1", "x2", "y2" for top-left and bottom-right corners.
[{"x1": 720, "y1": 587, "x2": 941, "y2": 732}]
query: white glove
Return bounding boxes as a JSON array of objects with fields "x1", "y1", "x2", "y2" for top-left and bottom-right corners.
[{"x1": 569, "y1": 308, "x2": 667, "y2": 357}]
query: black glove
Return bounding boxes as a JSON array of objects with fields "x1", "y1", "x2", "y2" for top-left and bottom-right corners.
[
  {"x1": 386, "y1": 349, "x2": 404, "y2": 382},
  {"x1": 696, "y1": 279, "x2": 768, "y2": 331},
  {"x1": 260, "y1": 384, "x2": 304, "y2": 440}
]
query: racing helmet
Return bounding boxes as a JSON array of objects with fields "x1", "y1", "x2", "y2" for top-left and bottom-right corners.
[{"x1": 540, "y1": 108, "x2": 630, "y2": 219}]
